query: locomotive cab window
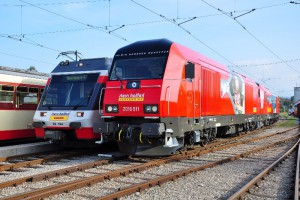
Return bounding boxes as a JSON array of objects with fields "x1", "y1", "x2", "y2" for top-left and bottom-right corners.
[
  {"x1": 41, "y1": 73, "x2": 98, "y2": 108},
  {"x1": 110, "y1": 57, "x2": 166, "y2": 80},
  {"x1": 185, "y1": 62, "x2": 195, "y2": 80}
]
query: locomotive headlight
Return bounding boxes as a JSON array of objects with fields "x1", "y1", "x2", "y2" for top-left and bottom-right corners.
[
  {"x1": 107, "y1": 105, "x2": 113, "y2": 112},
  {"x1": 112, "y1": 105, "x2": 118, "y2": 112},
  {"x1": 106, "y1": 105, "x2": 118, "y2": 113},
  {"x1": 76, "y1": 112, "x2": 84, "y2": 117},
  {"x1": 145, "y1": 105, "x2": 151, "y2": 112},
  {"x1": 152, "y1": 105, "x2": 158, "y2": 112},
  {"x1": 40, "y1": 112, "x2": 47, "y2": 117},
  {"x1": 144, "y1": 105, "x2": 158, "y2": 113}
]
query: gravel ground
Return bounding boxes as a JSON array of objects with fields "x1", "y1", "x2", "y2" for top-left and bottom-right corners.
[
  {"x1": 47, "y1": 127, "x2": 298, "y2": 200},
  {"x1": 244, "y1": 151, "x2": 296, "y2": 200},
  {"x1": 120, "y1": 142, "x2": 296, "y2": 200},
  {"x1": 0, "y1": 126, "x2": 297, "y2": 199}
]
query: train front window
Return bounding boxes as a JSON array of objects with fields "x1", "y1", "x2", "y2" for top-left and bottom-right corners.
[
  {"x1": 110, "y1": 57, "x2": 166, "y2": 80},
  {"x1": 42, "y1": 73, "x2": 98, "y2": 107}
]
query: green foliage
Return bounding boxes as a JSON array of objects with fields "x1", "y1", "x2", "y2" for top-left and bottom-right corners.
[
  {"x1": 277, "y1": 118, "x2": 297, "y2": 127},
  {"x1": 279, "y1": 96, "x2": 293, "y2": 113}
]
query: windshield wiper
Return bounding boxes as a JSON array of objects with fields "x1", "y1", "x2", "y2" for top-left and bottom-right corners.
[
  {"x1": 73, "y1": 89, "x2": 93, "y2": 110},
  {"x1": 113, "y1": 69, "x2": 124, "y2": 89},
  {"x1": 73, "y1": 98, "x2": 88, "y2": 110}
]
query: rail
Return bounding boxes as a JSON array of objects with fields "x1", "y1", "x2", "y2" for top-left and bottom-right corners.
[
  {"x1": 1, "y1": 127, "x2": 297, "y2": 199},
  {"x1": 295, "y1": 142, "x2": 300, "y2": 200},
  {"x1": 97, "y1": 134, "x2": 299, "y2": 200},
  {"x1": 227, "y1": 137, "x2": 300, "y2": 200}
]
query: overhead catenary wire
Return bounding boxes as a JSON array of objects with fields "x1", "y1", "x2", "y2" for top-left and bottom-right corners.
[
  {"x1": 0, "y1": 50, "x2": 55, "y2": 66},
  {"x1": 1, "y1": 0, "x2": 109, "y2": 7},
  {"x1": 130, "y1": 0, "x2": 260, "y2": 83},
  {"x1": 232, "y1": 58, "x2": 300, "y2": 68},
  {"x1": 0, "y1": 34, "x2": 61, "y2": 52},
  {"x1": 200, "y1": 0, "x2": 300, "y2": 75},
  {"x1": 1, "y1": 1, "x2": 292, "y2": 37},
  {"x1": 1, "y1": 20, "x2": 169, "y2": 37},
  {"x1": 130, "y1": 0, "x2": 233, "y2": 64},
  {"x1": 2, "y1": 0, "x2": 296, "y2": 96},
  {"x1": 290, "y1": 1, "x2": 300, "y2": 4},
  {"x1": 130, "y1": 0, "x2": 283, "y2": 94},
  {"x1": 19, "y1": 0, "x2": 128, "y2": 42}
]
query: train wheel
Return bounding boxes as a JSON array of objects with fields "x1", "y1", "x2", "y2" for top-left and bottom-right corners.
[{"x1": 200, "y1": 139, "x2": 208, "y2": 147}]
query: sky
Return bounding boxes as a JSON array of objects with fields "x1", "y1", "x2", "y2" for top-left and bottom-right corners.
[{"x1": 0, "y1": 0, "x2": 299, "y2": 98}]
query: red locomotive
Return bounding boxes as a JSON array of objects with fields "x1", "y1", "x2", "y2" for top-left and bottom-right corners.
[{"x1": 95, "y1": 39, "x2": 279, "y2": 156}]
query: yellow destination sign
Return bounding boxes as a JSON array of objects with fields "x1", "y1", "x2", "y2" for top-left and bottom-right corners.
[
  {"x1": 118, "y1": 97, "x2": 144, "y2": 101},
  {"x1": 50, "y1": 116, "x2": 69, "y2": 121}
]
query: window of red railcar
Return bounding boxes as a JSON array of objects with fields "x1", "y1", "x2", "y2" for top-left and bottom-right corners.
[{"x1": 0, "y1": 85, "x2": 14, "y2": 109}]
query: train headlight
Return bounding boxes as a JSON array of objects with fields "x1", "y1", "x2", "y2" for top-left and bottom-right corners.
[
  {"x1": 144, "y1": 105, "x2": 158, "y2": 113},
  {"x1": 106, "y1": 105, "x2": 118, "y2": 113},
  {"x1": 40, "y1": 112, "x2": 47, "y2": 117},
  {"x1": 76, "y1": 112, "x2": 84, "y2": 117},
  {"x1": 107, "y1": 106, "x2": 113, "y2": 112},
  {"x1": 145, "y1": 105, "x2": 151, "y2": 112},
  {"x1": 112, "y1": 105, "x2": 118, "y2": 112},
  {"x1": 152, "y1": 105, "x2": 158, "y2": 113}
]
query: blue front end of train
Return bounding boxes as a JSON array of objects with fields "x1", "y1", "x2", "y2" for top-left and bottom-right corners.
[{"x1": 33, "y1": 58, "x2": 112, "y2": 145}]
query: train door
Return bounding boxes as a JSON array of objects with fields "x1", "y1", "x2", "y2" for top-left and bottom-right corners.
[
  {"x1": 194, "y1": 63, "x2": 201, "y2": 123},
  {"x1": 185, "y1": 62, "x2": 198, "y2": 123}
]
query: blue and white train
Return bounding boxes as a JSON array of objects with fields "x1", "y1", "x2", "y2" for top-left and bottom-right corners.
[{"x1": 33, "y1": 58, "x2": 112, "y2": 145}]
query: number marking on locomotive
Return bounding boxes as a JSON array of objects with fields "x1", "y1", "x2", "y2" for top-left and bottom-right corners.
[{"x1": 122, "y1": 106, "x2": 140, "y2": 112}]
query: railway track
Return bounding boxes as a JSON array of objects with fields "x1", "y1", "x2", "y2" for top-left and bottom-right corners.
[
  {"x1": 0, "y1": 126, "x2": 297, "y2": 199},
  {"x1": 228, "y1": 135, "x2": 300, "y2": 200},
  {"x1": 0, "y1": 150, "x2": 99, "y2": 173},
  {"x1": 296, "y1": 143, "x2": 300, "y2": 200}
]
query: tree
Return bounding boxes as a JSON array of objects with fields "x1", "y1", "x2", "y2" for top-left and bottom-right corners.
[{"x1": 27, "y1": 66, "x2": 37, "y2": 72}]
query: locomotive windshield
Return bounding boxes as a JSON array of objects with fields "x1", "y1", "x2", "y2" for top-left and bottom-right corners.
[
  {"x1": 110, "y1": 57, "x2": 166, "y2": 80},
  {"x1": 41, "y1": 73, "x2": 98, "y2": 108}
]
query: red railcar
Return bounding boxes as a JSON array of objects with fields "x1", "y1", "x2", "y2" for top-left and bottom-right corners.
[
  {"x1": 0, "y1": 66, "x2": 47, "y2": 142},
  {"x1": 95, "y1": 39, "x2": 279, "y2": 156}
]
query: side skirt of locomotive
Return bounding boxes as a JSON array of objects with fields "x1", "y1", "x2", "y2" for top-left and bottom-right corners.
[{"x1": 95, "y1": 114, "x2": 279, "y2": 156}]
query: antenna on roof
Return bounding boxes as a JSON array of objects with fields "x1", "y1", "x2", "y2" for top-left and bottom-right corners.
[{"x1": 57, "y1": 50, "x2": 82, "y2": 61}]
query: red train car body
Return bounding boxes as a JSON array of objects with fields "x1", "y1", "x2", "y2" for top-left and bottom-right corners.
[
  {"x1": 95, "y1": 39, "x2": 279, "y2": 156},
  {"x1": 0, "y1": 66, "x2": 47, "y2": 142}
]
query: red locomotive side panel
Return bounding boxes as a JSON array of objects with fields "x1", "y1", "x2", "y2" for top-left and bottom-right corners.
[
  {"x1": 259, "y1": 85, "x2": 268, "y2": 115},
  {"x1": 201, "y1": 67, "x2": 224, "y2": 116},
  {"x1": 243, "y1": 76, "x2": 260, "y2": 115},
  {"x1": 244, "y1": 82, "x2": 254, "y2": 114},
  {"x1": 161, "y1": 43, "x2": 235, "y2": 117},
  {"x1": 252, "y1": 83, "x2": 261, "y2": 115},
  {"x1": 159, "y1": 44, "x2": 185, "y2": 118}
]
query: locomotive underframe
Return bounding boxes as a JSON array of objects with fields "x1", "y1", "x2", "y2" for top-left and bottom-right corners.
[{"x1": 95, "y1": 113, "x2": 278, "y2": 156}]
